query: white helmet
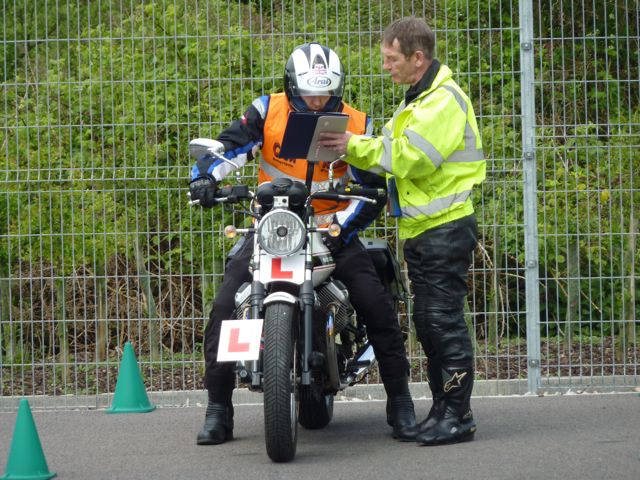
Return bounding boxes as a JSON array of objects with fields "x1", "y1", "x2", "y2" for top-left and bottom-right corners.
[{"x1": 284, "y1": 42, "x2": 345, "y2": 112}]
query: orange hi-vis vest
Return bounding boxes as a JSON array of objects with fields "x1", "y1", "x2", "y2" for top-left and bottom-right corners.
[{"x1": 258, "y1": 93, "x2": 367, "y2": 218}]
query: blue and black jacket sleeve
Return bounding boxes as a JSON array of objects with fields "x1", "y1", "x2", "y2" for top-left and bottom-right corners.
[{"x1": 190, "y1": 96, "x2": 268, "y2": 181}]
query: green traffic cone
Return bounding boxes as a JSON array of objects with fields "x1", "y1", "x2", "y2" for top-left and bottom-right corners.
[
  {"x1": 106, "y1": 341, "x2": 156, "y2": 414},
  {"x1": 1, "y1": 398, "x2": 57, "y2": 480}
]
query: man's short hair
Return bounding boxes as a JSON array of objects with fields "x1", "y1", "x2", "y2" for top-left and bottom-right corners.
[{"x1": 382, "y1": 16, "x2": 435, "y2": 60}]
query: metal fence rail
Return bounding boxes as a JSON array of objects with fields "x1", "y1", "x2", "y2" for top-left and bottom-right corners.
[{"x1": 1, "y1": 0, "x2": 638, "y2": 410}]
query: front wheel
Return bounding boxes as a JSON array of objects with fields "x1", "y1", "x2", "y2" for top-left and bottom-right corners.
[{"x1": 263, "y1": 302, "x2": 299, "y2": 462}]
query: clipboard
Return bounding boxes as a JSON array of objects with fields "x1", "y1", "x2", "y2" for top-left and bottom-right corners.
[{"x1": 279, "y1": 112, "x2": 349, "y2": 163}]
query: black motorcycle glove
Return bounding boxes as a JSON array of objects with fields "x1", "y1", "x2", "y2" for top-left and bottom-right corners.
[{"x1": 189, "y1": 175, "x2": 219, "y2": 208}]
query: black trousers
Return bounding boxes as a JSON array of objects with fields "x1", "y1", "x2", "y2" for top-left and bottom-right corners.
[
  {"x1": 403, "y1": 214, "x2": 477, "y2": 396},
  {"x1": 203, "y1": 235, "x2": 409, "y2": 404}
]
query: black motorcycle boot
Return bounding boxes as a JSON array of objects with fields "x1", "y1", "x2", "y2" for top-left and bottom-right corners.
[
  {"x1": 416, "y1": 368, "x2": 476, "y2": 446},
  {"x1": 383, "y1": 376, "x2": 418, "y2": 441},
  {"x1": 196, "y1": 401, "x2": 234, "y2": 445},
  {"x1": 416, "y1": 357, "x2": 445, "y2": 432},
  {"x1": 416, "y1": 392, "x2": 445, "y2": 432},
  {"x1": 415, "y1": 404, "x2": 476, "y2": 446}
]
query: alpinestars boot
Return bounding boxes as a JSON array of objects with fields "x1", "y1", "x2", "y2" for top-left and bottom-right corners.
[
  {"x1": 416, "y1": 368, "x2": 476, "y2": 446},
  {"x1": 383, "y1": 376, "x2": 418, "y2": 441},
  {"x1": 416, "y1": 405, "x2": 476, "y2": 445},
  {"x1": 417, "y1": 357, "x2": 446, "y2": 432},
  {"x1": 196, "y1": 401, "x2": 234, "y2": 445},
  {"x1": 416, "y1": 392, "x2": 445, "y2": 432}
]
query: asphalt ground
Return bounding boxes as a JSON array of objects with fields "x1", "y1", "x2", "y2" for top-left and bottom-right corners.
[{"x1": 1, "y1": 393, "x2": 638, "y2": 480}]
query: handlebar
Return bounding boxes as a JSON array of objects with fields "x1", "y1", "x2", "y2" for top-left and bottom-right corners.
[
  {"x1": 189, "y1": 182, "x2": 384, "y2": 207},
  {"x1": 189, "y1": 184, "x2": 383, "y2": 207}
]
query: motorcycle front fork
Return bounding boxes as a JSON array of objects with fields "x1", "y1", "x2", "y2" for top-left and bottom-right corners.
[{"x1": 235, "y1": 279, "x2": 316, "y2": 391}]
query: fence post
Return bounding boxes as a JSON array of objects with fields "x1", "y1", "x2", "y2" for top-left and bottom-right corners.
[{"x1": 519, "y1": 0, "x2": 541, "y2": 394}]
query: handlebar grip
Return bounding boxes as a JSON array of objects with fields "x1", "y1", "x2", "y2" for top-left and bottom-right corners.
[
  {"x1": 310, "y1": 187, "x2": 385, "y2": 204},
  {"x1": 311, "y1": 192, "x2": 343, "y2": 201},
  {"x1": 215, "y1": 184, "x2": 251, "y2": 202},
  {"x1": 217, "y1": 186, "x2": 234, "y2": 198},
  {"x1": 337, "y1": 186, "x2": 386, "y2": 198}
]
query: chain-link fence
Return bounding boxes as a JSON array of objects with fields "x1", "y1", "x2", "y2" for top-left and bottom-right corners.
[{"x1": 1, "y1": 0, "x2": 638, "y2": 410}]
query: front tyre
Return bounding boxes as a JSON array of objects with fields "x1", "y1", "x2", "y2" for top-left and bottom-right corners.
[{"x1": 263, "y1": 302, "x2": 299, "y2": 462}]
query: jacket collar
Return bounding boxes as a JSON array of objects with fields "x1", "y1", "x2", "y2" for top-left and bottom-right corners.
[{"x1": 405, "y1": 59, "x2": 441, "y2": 105}]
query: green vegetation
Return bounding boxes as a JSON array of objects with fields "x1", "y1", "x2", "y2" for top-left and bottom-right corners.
[{"x1": 1, "y1": 0, "x2": 638, "y2": 376}]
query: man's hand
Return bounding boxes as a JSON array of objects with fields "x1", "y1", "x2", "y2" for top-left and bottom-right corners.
[
  {"x1": 189, "y1": 175, "x2": 219, "y2": 208},
  {"x1": 318, "y1": 131, "x2": 353, "y2": 156}
]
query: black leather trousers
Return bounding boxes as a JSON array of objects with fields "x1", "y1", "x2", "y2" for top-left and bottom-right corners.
[{"x1": 403, "y1": 214, "x2": 478, "y2": 402}]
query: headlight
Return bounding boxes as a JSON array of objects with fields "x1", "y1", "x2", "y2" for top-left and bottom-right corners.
[{"x1": 257, "y1": 210, "x2": 306, "y2": 256}]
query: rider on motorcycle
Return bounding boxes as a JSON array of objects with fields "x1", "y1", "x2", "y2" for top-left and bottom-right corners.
[{"x1": 189, "y1": 42, "x2": 418, "y2": 445}]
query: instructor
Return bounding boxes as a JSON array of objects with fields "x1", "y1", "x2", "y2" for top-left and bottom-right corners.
[{"x1": 319, "y1": 16, "x2": 486, "y2": 446}]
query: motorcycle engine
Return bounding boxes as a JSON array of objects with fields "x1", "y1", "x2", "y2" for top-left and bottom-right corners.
[
  {"x1": 317, "y1": 280, "x2": 352, "y2": 334},
  {"x1": 234, "y1": 282, "x2": 252, "y2": 319}
]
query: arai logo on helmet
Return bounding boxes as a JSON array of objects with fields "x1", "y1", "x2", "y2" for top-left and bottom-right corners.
[{"x1": 307, "y1": 76, "x2": 331, "y2": 88}]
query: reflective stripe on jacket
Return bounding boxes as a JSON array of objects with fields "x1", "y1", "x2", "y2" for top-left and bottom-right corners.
[{"x1": 346, "y1": 64, "x2": 486, "y2": 239}]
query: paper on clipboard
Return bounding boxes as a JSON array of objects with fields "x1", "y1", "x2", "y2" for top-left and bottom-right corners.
[
  {"x1": 307, "y1": 115, "x2": 349, "y2": 163},
  {"x1": 279, "y1": 112, "x2": 349, "y2": 162}
]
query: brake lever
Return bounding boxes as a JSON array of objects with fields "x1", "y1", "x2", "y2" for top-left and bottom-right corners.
[{"x1": 347, "y1": 195, "x2": 377, "y2": 205}]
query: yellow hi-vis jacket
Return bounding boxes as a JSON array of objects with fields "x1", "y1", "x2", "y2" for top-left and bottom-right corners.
[{"x1": 345, "y1": 64, "x2": 486, "y2": 239}]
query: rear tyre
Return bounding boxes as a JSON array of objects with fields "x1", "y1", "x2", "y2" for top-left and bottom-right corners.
[
  {"x1": 263, "y1": 302, "x2": 298, "y2": 462},
  {"x1": 299, "y1": 389, "x2": 334, "y2": 429}
]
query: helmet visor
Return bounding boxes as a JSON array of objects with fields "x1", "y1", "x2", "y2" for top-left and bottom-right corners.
[{"x1": 293, "y1": 69, "x2": 344, "y2": 97}]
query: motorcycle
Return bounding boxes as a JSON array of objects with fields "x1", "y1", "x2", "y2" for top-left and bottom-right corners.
[{"x1": 188, "y1": 138, "x2": 407, "y2": 462}]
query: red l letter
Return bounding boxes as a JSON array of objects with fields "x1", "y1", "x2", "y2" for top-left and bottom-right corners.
[
  {"x1": 272, "y1": 258, "x2": 293, "y2": 279},
  {"x1": 228, "y1": 328, "x2": 250, "y2": 353}
]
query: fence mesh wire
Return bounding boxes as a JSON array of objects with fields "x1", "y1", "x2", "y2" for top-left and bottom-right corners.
[{"x1": 0, "y1": 0, "x2": 638, "y2": 409}]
